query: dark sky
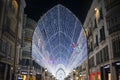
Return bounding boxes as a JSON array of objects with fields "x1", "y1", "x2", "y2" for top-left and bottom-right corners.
[{"x1": 25, "y1": 0, "x2": 93, "y2": 24}]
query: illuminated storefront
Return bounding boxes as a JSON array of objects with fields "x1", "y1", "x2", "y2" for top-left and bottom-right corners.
[
  {"x1": 113, "y1": 61, "x2": 120, "y2": 80},
  {"x1": 79, "y1": 71, "x2": 87, "y2": 80},
  {"x1": 89, "y1": 72, "x2": 101, "y2": 80},
  {"x1": 20, "y1": 71, "x2": 36, "y2": 80},
  {"x1": 21, "y1": 71, "x2": 28, "y2": 80},
  {"x1": 101, "y1": 65, "x2": 110, "y2": 80}
]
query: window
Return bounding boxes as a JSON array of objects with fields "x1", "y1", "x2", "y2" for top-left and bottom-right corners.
[
  {"x1": 100, "y1": 26, "x2": 105, "y2": 42},
  {"x1": 5, "y1": 17, "x2": 11, "y2": 29},
  {"x1": 25, "y1": 30, "x2": 33, "y2": 38},
  {"x1": 96, "y1": 51, "x2": 102, "y2": 65},
  {"x1": 0, "y1": 39, "x2": 2, "y2": 52},
  {"x1": 100, "y1": 50, "x2": 103, "y2": 63},
  {"x1": 0, "y1": 0, "x2": 3, "y2": 24},
  {"x1": 106, "y1": 19, "x2": 110, "y2": 29},
  {"x1": 93, "y1": 19, "x2": 97, "y2": 30},
  {"x1": 1, "y1": 40, "x2": 6, "y2": 53},
  {"x1": 112, "y1": 37, "x2": 120, "y2": 58},
  {"x1": 99, "y1": 8, "x2": 103, "y2": 20},
  {"x1": 20, "y1": 59, "x2": 30, "y2": 66},
  {"x1": 0, "y1": 62, "x2": 5, "y2": 79},
  {"x1": 8, "y1": 43, "x2": 12, "y2": 59},
  {"x1": 104, "y1": 46, "x2": 109, "y2": 61},
  {"x1": 94, "y1": 35, "x2": 98, "y2": 48},
  {"x1": 90, "y1": 42, "x2": 93, "y2": 51},
  {"x1": 89, "y1": 56, "x2": 95, "y2": 68}
]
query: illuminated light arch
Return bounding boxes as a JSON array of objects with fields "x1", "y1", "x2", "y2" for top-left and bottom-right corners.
[
  {"x1": 32, "y1": 4, "x2": 88, "y2": 79},
  {"x1": 56, "y1": 68, "x2": 66, "y2": 80}
]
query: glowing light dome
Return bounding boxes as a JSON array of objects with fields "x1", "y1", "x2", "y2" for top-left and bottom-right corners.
[{"x1": 32, "y1": 4, "x2": 88, "y2": 79}]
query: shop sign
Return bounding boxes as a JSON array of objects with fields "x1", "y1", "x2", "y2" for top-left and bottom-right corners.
[
  {"x1": 104, "y1": 65, "x2": 110, "y2": 69},
  {"x1": 116, "y1": 62, "x2": 120, "y2": 66},
  {"x1": 21, "y1": 71, "x2": 28, "y2": 74},
  {"x1": 29, "y1": 72, "x2": 33, "y2": 75}
]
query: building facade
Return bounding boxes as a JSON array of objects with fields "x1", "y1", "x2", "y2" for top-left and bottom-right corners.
[
  {"x1": 83, "y1": 0, "x2": 120, "y2": 80},
  {"x1": 0, "y1": 0, "x2": 26, "y2": 80},
  {"x1": 20, "y1": 16, "x2": 45, "y2": 80}
]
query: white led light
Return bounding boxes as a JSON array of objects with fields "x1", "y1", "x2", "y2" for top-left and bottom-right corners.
[{"x1": 32, "y1": 4, "x2": 88, "y2": 79}]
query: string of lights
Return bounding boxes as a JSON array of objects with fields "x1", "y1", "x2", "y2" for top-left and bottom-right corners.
[{"x1": 32, "y1": 4, "x2": 87, "y2": 79}]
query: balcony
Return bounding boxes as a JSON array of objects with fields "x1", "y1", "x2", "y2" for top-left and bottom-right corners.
[
  {"x1": 87, "y1": 32, "x2": 92, "y2": 39},
  {"x1": 17, "y1": 38, "x2": 22, "y2": 44},
  {"x1": 106, "y1": 0, "x2": 120, "y2": 11},
  {"x1": 94, "y1": 43, "x2": 99, "y2": 48},
  {"x1": 109, "y1": 23, "x2": 120, "y2": 34},
  {"x1": 113, "y1": 51, "x2": 120, "y2": 58},
  {"x1": 3, "y1": 26, "x2": 15, "y2": 41},
  {"x1": 100, "y1": 36, "x2": 105, "y2": 43},
  {"x1": 88, "y1": 48, "x2": 93, "y2": 54},
  {"x1": 22, "y1": 51, "x2": 31, "y2": 57}
]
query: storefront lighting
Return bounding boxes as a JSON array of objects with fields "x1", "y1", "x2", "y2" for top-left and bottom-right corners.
[
  {"x1": 79, "y1": 74, "x2": 82, "y2": 76},
  {"x1": 76, "y1": 76, "x2": 79, "y2": 80},
  {"x1": 104, "y1": 65, "x2": 110, "y2": 69},
  {"x1": 21, "y1": 71, "x2": 28, "y2": 74},
  {"x1": 29, "y1": 72, "x2": 33, "y2": 75},
  {"x1": 18, "y1": 77, "x2": 23, "y2": 79},
  {"x1": 11, "y1": 67, "x2": 13, "y2": 70},
  {"x1": 116, "y1": 62, "x2": 120, "y2": 65}
]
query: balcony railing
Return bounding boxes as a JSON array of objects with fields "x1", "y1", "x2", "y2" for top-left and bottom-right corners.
[
  {"x1": 94, "y1": 43, "x2": 99, "y2": 48},
  {"x1": 100, "y1": 36, "x2": 105, "y2": 42},
  {"x1": 87, "y1": 32, "x2": 92, "y2": 39},
  {"x1": 3, "y1": 26, "x2": 15, "y2": 39},
  {"x1": 106, "y1": 0, "x2": 120, "y2": 11},
  {"x1": 113, "y1": 51, "x2": 120, "y2": 58},
  {"x1": 22, "y1": 51, "x2": 31, "y2": 57}
]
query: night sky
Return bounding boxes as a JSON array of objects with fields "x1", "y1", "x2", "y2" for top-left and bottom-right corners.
[{"x1": 25, "y1": 0, "x2": 93, "y2": 24}]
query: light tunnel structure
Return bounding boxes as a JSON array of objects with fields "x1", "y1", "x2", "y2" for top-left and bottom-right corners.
[{"x1": 32, "y1": 4, "x2": 88, "y2": 80}]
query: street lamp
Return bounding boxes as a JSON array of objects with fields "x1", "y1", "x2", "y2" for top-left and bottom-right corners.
[
  {"x1": 44, "y1": 68, "x2": 47, "y2": 80},
  {"x1": 45, "y1": 68, "x2": 48, "y2": 72}
]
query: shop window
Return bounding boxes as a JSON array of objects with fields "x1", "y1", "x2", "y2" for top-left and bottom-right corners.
[
  {"x1": 6, "y1": 64, "x2": 11, "y2": 80},
  {"x1": 0, "y1": 62, "x2": 5, "y2": 79}
]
